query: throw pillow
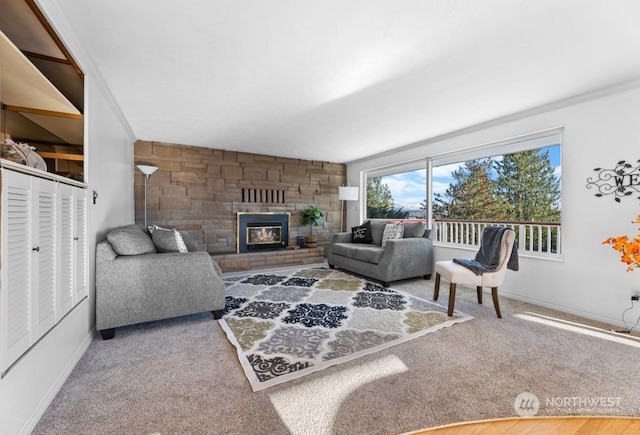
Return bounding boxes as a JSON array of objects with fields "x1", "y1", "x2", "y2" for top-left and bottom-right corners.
[
  {"x1": 151, "y1": 227, "x2": 189, "y2": 253},
  {"x1": 351, "y1": 221, "x2": 373, "y2": 243},
  {"x1": 147, "y1": 225, "x2": 165, "y2": 235},
  {"x1": 403, "y1": 222, "x2": 427, "y2": 238},
  {"x1": 381, "y1": 222, "x2": 404, "y2": 248},
  {"x1": 180, "y1": 232, "x2": 198, "y2": 252},
  {"x1": 107, "y1": 225, "x2": 157, "y2": 256}
]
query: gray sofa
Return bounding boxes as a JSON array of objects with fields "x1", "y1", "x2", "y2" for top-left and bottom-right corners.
[
  {"x1": 328, "y1": 219, "x2": 433, "y2": 286},
  {"x1": 96, "y1": 225, "x2": 225, "y2": 339}
]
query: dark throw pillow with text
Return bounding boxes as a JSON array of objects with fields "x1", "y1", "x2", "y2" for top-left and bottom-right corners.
[{"x1": 351, "y1": 221, "x2": 373, "y2": 244}]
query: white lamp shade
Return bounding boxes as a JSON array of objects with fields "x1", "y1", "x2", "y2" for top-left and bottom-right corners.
[
  {"x1": 338, "y1": 186, "x2": 359, "y2": 201},
  {"x1": 137, "y1": 164, "x2": 158, "y2": 176}
]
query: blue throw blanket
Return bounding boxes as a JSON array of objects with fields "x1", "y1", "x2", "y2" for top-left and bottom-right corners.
[{"x1": 453, "y1": 227, "x2": 519, "y2": 276}]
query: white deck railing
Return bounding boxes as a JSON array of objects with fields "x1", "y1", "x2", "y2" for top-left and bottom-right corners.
[{"x1": 432, "y1": 219, "x2": 562, "y2": 258}]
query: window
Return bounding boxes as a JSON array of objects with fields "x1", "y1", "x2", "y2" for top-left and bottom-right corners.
[
  {"x1": 430, "y1": 131, "x2": 562, "y2": 257},
  {"x1": 364, "y1": 161, "x2": 427, "y2": 220},
  {"x1": 360, "y1": 130, "x2": 562, "y2": 258}
]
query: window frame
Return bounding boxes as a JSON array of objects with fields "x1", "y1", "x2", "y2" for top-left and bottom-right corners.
[
  {"x1": 357, "y1": 127, "x2": 564, "y2": 259},
  {"x1": 428, "y1": 128, "x2": 564, "y2": 259}
]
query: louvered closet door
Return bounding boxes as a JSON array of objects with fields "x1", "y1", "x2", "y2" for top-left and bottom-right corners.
[
  {"x1": 73, "y1": 187, "x2": 87, "y2": 304},
  {"x1": 33, "y1": 178, "x2": 57, "y2": 339},
  {"x1": 58, "y1": 184, "x2": 74, "y2": 317},
  {"x1": 1, "y1": 171, "x2": 33, "y2": 372}
]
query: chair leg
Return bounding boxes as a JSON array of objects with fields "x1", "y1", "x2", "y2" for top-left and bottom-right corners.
[
  {"x1": 434, "y1": 273, "x2": 441, "y2": 301},
  {"x1": 492, "y1": 287, "x2": 502, "y2": 318},
  {"x1": 447, "y1": 283, "x2": 457, "y2": 316},
  {"x1": 477, "y1": 286, "x2": 483, "y2": 304}
]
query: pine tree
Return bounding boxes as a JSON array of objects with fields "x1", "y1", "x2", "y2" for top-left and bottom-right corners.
[
  {"x1": 433, "y1": 159, "x2": 508, "y2": 221},
  {"x1": 494, "y1": 150, "x2": 560, "y2": 222},
  {"x1": 366, "y1": 177, "x2": 394, "y2": 211},
  {"x1": 366, "y1": 177, "x2": 409, "y2": 218}
]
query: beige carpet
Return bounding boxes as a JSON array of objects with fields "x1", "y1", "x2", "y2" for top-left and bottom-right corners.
[{"x1": 33, "y1": 265, "x2": 640, "y2": 434}]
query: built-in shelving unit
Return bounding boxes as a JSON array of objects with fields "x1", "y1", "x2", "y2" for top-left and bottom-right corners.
[
  {"x1": 1, "y1": 1, "x2": 84, "y2": 181},
  {"x1": 0, "y1": 3, "x2": 87, "y2": 377},
  {"x1": 0, "y1": 31, "x2": 80, "y2": 114}
]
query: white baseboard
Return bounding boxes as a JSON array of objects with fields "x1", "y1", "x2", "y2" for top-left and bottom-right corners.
[
  {"x1": 499, "y1": 289, "x2": 628, "y2": 329},
  {"x1": 19, "y1": 331, "x2": 95, "y2": 435}
]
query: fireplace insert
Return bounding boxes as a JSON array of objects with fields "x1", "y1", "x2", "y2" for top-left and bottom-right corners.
[
  {"x1": 237, "y1": 212, "x2": 290, "y2": 253},
  {"x1": 247, "y1": 224, "x2": 282, "y2": 246}
]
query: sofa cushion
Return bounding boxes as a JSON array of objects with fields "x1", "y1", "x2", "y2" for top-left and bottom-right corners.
[
  {"x1": 351, "y1": 221, "x2": 373, "y2": 243},
  {"x1": 332, "y1": 243, "x2": 385, "y2": 264},
  {"x1": 107, "y1": 225, "x2": 156, "y2": 256},
  {"x1": 403, "y1": 222, "x2": 426, "y2": 238},
  {"x1": 151, "y1": 227, "x2": 189, "y2": 253},
  {"x1": 381, "y1": 222, "x2": 404, "y2": 247},
  {"x1": 368, "y1": 220, "x2": 389, "y2": 246}
]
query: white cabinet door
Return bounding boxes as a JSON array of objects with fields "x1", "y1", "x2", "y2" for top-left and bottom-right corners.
[
  {"x1": 33, "y1": 178, "x2": 57, "y2": 340},
  {"x1": 1, "y1": 170, "x2": 33, "y2": 372},
  {"x1": 58, "y1": 184, "x2": 87, "y2": 312},
  {"x1": 73, "y1": 188, "x2": 87, "y2": 304},
  {"x1": 58, "y1": 184, "x2": 74, "y2": 317},
  {"x1": 1, "y1": 168, "x2": 87, "y2": 373}
]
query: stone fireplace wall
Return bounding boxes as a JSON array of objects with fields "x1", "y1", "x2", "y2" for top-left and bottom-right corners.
[{"x1": 133, "y1": 140, "x2": 346, "y2": 255}]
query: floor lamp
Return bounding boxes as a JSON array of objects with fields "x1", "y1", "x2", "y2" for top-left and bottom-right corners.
[
  {"x1": 137, "y1": 165, "x2": 158, "y2": 227},
  {"x1": 338, "y1": 186, "x2": 359, "y2": 232}
]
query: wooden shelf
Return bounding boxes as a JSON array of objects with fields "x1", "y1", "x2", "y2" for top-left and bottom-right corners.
[{"x1": 0, "y1": 30, "x2": 79, "y2": 115}]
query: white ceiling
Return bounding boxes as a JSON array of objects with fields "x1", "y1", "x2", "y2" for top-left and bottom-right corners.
[{"x1": 50, "y1": 0, "x2": 640, "y2": 163}]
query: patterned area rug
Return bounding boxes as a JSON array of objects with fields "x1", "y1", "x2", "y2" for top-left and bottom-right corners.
[{"x1": 220, "y1": 267, "x2": 472, "y2": 391}]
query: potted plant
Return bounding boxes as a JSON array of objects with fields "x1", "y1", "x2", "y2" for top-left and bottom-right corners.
[{"x1": 300, "y1": 205, "x2": 324, "y2": 248}]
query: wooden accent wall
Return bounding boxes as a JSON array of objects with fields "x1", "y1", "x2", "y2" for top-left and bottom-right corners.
[{"x1": 134, "y1": 140, "x2": 346, "y2": 255}]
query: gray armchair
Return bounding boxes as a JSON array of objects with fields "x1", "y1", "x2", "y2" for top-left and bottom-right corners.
[{"x1": 96, "y1": 225, "x2": 225, "y2": 339}]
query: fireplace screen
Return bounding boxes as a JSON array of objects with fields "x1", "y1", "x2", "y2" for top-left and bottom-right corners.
[
  {"x1": 237, "y1": 212, "x2": 290, "y2": 253},
  {"x1": 247, "y1": 225, "x2": 282, "y2": 245}
]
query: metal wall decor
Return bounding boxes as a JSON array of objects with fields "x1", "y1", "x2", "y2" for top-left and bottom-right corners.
[{"x1": 586, "y1": 159, "x2": 640, "y2": 203}]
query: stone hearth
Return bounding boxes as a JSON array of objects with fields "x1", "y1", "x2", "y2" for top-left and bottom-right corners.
[{"x1": 212, "y1": 247, "x2": 325, "y2": 273}]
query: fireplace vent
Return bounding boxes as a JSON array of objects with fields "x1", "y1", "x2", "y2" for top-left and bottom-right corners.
[{"x1": 242, "y1": 188, "x2": 285, "y2": 204}]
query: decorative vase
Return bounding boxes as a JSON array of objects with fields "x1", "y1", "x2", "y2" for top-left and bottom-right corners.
[{"x1": 305, "y1": 235, "x2": 318, "y2": 248}]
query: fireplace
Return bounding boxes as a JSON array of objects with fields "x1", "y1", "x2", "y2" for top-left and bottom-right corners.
[{"x1": 237, "y1": 212, "x2": 290, "y2": 253}]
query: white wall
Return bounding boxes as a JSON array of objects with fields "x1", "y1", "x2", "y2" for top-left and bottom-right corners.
[
  {"x1": 0, "y1": 2, "x2": 136, "y2": 433},
  {"x1": 83, "y1": 75, "x2": 137, "y2": 327},
  {"x1": 347, "y1": 83, "x2": 640, "y2": 327}
]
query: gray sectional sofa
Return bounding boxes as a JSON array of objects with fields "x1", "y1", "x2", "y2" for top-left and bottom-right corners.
[
  {"x1": 328, "y1": 219, "x2": 433, "y2": 286},
  {"x1": 96, "y1": 225, "x2": 225, "y2": 339}
]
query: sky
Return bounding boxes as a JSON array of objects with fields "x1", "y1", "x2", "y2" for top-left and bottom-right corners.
[{"x1": 380, "y1": 145, "x2": 561, "y2": 211}]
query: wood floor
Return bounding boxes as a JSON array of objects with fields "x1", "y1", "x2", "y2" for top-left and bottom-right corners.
[{"x1": 406, "y1": 416, "x2": 640, "y2": 434}]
